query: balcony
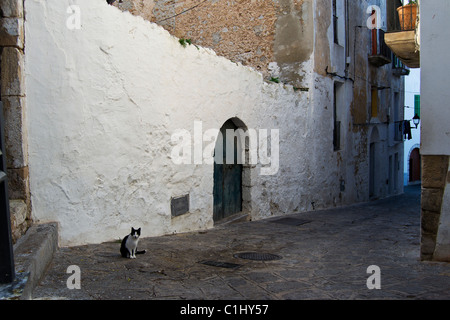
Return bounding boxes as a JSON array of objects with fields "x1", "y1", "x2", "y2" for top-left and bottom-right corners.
[
  {"x1": 368, "y1": 29, "x2": 392, "y2": 67},
  {"x1": 392, "y1": 55, "x2": 410, "y2": 76},
  {"x1": 384, "y1": 0, "x2": 420, "y2": 68}
]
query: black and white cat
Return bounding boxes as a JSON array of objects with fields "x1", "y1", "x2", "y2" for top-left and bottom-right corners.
[
  {"x1": 107, "y1": 0, "x2": 123, "y2": 5},
  {"x1": 120, "y1": 227, "x2": 146, "y2": 259}
]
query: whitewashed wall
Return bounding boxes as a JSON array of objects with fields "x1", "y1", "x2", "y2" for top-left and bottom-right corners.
[
  {"x1": 25, "y1": 0, "x2": 331, "y2": 246},
  {"x1": 420, "y1": 0, "x2": 450, "y2": 156},
  {"x1": 420, "y1": 0, "x2": 450, "y2": 260}
]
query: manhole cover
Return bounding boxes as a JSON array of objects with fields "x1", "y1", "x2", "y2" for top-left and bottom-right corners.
[{"x1": 233, "y1": 252, "x2": 282, "y2": 261}]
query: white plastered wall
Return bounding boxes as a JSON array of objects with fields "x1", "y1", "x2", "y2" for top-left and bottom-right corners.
[
  {"x1": 420, "y1": 0, "x2": 450, "y2": 260},
  {"x1": 25, "y1": 0, "x2": 327, "y2": 246}
]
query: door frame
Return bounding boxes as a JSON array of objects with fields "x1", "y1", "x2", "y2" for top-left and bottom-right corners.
[{"x1": 213, "y1": 118, "x2": 252, "y2": 224}]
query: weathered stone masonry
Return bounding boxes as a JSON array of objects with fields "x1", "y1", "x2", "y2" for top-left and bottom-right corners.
[
  {"x1": 421, "y1": 155, "x2": 450, "y2": 261},
  {"x1": 0, "y1": 0, "x2": 31, "y2": 242},
  {"x1": 114, "y1": 0, "x2": 314, "y2": 86}
]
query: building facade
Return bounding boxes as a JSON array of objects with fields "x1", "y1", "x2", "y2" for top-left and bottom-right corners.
[{"x1": 1, "y1": 0, "x2": 406, "y2": 246}]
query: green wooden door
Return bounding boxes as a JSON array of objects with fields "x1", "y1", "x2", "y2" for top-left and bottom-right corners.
[{"x1": 213, "y1": 120, "x2": 242, "y2": 223}]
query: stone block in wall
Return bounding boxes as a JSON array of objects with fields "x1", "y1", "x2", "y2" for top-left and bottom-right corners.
[
  {"x1": 7, "y1": 166, "x2": 29, "y2": 202},
  {"x1": 421, "y1": 210, "x2": 441, "y2": 235},
  {"x1": 421, "y1": 187, "x2": 444, "y2": 213},
  {"x1": 422, "y1": 155, "x2": 449, "y2": 189},
  {"x1": 9, "y1": 199, "x2": 29, "y2": 243},
  {"x1": 1, "y1": 46, "x2": 25, "y2": 96},
  {"x1": 420, "y1": 231, "x2": 436, "y2": 260},
  {"x1": 2, "y1": 95, "x2": 27, "y2": 168},
  {"x1": 0, "y1": 0, "x2": 24, "y2": 18},
  {"x1": 0, "y1": 17, "x2": 24, "y2": 48},
  {"x1": 420, "y1": 155, "x2": 450, "y2": 261},
  {"x1": 10, "y1": 199, "x2": 26, "y2": 226},
  {"x1": 242, "y1": 166, "x2": 257, "y2": 187}
]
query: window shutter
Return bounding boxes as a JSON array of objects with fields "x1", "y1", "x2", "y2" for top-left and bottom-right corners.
[{"x1": 414, "y1": 95, "x2": 420, "y2": 117}]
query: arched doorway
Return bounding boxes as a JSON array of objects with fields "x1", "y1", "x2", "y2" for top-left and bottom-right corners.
[
  {"x1": 213, "y1": 119, "x2": 246, "y2": 223},
  {"x1": 409, "y1": 148, "x2": 421, "y2": 183}
]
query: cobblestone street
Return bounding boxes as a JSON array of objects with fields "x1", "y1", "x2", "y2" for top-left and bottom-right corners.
[{"x1": 33, "y1": 186, "x2": 449, "y2": 300}]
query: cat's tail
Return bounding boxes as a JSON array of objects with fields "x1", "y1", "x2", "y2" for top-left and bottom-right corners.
[{"x1": 136, "y1": 250, "x2": 147, "y2": 255}]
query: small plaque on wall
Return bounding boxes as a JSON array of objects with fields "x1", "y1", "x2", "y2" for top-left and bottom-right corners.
[{"x1": 171, "y1": 194, "x2": 189, "y2": 217}]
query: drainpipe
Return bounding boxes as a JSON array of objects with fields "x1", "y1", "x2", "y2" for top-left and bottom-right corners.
[
  {"x1": 345, "y1": 0, "x2": 350, "y2": 77},
  {"x1": 415, "y1": 0, "x2": 420, "y2": 52}
]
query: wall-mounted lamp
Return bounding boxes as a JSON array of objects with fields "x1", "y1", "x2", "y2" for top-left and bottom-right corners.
[{"x1": 412, "y1": 114, "x2": 420, "y2": 128}]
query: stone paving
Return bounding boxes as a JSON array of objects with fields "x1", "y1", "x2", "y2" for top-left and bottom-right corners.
[{"x1": 33, "y1": 186, "x2": 450, "y2": 300}]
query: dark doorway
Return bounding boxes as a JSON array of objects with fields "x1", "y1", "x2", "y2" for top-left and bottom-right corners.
[
  {"x1": 409, "y1": 148, "x2": 421, "y2": 183},
  {"x1": 213, "y1": 119, "x2": 243, "y2": 223},
  {"x1": 369, "y1": 127, "x2": 379, "y2": 199},
  {"x1": 369, "y1": 142, "x2": 376, "y2": 198}
]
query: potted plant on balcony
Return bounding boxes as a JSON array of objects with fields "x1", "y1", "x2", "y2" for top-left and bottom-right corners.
[{"x1": 397, "y1": 0, "x2": 418, "y2": 31}]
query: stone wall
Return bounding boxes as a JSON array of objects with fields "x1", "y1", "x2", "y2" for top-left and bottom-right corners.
[
  {"x1": 420, "y1": 0, "x2": 450, "y2": 261},
  {"x1": 421, "y1": 155, "x2": 450, "y2": 261},
  {"x1": 113, "y1": 0, "x2": 314, "y2": 86},
  {"x1": 0, "y1": 0, "x2": 31, "y2": 243}
]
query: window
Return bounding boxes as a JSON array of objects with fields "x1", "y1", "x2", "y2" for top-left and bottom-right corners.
[
  {"x1": 332, "y1": 0, "x2": 347, "y2": 47},
  {"x1": 394, "y1": 92, "x2": 400, "y2": 122},
  {"x1": 333, "y1": 0, "x2": 339, "y2": 44},
  {"x1": 414, "y1": 95, "x2": 420, "y2": 118},
  {"x1": 393, "y1": 92, "x2": 402, "y2": 141},
  {"x1": 334, "y1": 82, "x2": 343, "y2": 151}
]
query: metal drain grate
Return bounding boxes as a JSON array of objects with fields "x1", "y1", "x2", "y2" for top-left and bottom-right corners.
[
  {"x1": 198, "y1": 260, "x2": 242, "y2": 269},
  {"x1": 269, "y1": 217, "x2": 312, "y2": 226},
  {"x1": 233, "y1": 252, "x2": 282, "y2": 261}
]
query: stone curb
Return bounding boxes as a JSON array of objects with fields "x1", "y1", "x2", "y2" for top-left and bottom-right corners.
[{"x1": 13, "y1": 222, "x2": 58, "y2": 300}]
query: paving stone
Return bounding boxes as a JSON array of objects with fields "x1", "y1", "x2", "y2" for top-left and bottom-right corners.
[{"x1": 31, "y1": 186, "x2": 450, "y2": 300}]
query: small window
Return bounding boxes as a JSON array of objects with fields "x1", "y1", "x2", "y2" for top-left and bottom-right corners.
[{"x1": 333, "y1": 0, "x2": 339, "y2": 44}]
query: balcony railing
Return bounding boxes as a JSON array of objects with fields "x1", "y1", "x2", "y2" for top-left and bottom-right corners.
[
  {"x1": 387, "y1": 0, "x2": 418, "y2": 33},
  {"x1": 385, "y1": 0, "x2": 420, "y2": 68}
]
